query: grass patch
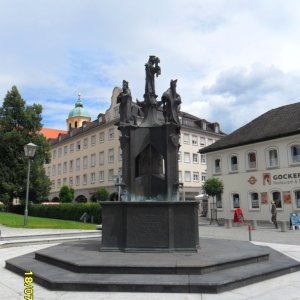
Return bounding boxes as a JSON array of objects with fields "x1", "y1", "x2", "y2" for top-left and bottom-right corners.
[{"x1": 0, "y1": 212, "x2": 96, "y2": 229}]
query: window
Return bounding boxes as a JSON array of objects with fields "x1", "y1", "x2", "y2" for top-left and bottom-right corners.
[
  {"x1": 267, "y1": 148, "x2": 279, "y2": 168},
  {"x1": 91, "y1": 154, "x2": 96, "y2": 167},
  {"x1": 271, "y1": 191, "x2": 282, "y2": 209},
  {"x1": 83, "y1": 174, "x2": 87, "y2": 185},
  {"x1": 75, "y1": 175, "x2": 80, "y2": 186},
  {"x1": 249, "y1": 192, "x2": 259, "y2": 209},
  {"x1": 76, "y1": 158, "x2": 80, "y2": 171},
  {"x1": 294, "y1": 190, "x2": 300, "y2": 209},
  {"x1": 214, "y1": 158, "x2": 221, "y2": 173},
  {"x1": 184, "y1": 152, "x2": 190, "y2": 163},
  {"x1": 179, "y1": 171, "x2": 182, "y2": 182},
  {"x1": 91, "y1": 135, "x2": 96, "y2": 146},
  {"x1": 178, "y1": 151, "x2": 182, "y2": 161},
  {"x1": 76, "y1": 141, "x2": 81, "y2": 151},
  {"x1": 114, "y1": 106, "x2": 119, "y2": 118},
  {"x1": 216, "y1": 194, "x2": 222, "y2": 209},
  {"x1": 83, "y1": 156, "x2": 88, "y2": 169},
  {"x1": 108, "y1": 169, "x2": 114, "y2": 181},
  {"x1": 230, "y1": 155, "x2": 238, "y2": 172},
  {"x1": 58, "y1": 148, "x2": 62, "y2": 158},
  {"x1": 51, "y1": 180, "x2": 55, "y2": 189},
  {"x1": 201, "y1": 172, "x2": 207, "y2": 182},
  {"x1": 69, "y1": 177, "x2": 73, "y2": 186},
  {"x1": 63, "y1": 178, "x2": 67, "y2": 185},
  {"x1": 63, "y1": 162, "x2": 67, "y2": 173},
  {"x1": 83, "y1": 138, "x2": 88, "y2": 149},
  {"x1": 69, "y1": 160, "x2": 73, "y2": 172},
  {"x1": 99, "y1": 151, "x2": 104, "y2": 165},
  {"x1": 108, "y1": 149, "x2": 114, "y2": 163},
  {"x1": 52, "y1": 165, "x2": 56, "y2": 176},
  {"x1": 193, "y1": 172, "x2": 199, "y2": 182},
  {"x1": 99, "y1": 132, "x2": 105, "y2": 143},
  {"x1": 183, "y1": 133, "x2": 190, "y2": 144},
  {"x1": 232, "y1": 193, "x2": 240, "y2": 208},
  {"x1": 99, "y1": 171, "x2": 104, "y2": 182},
  {"x1": 108, "y1": 128, "x2": 114, "y2": 140},
  {"x1": 52, "y1": 150, "x2": 56, "y2": 159},
  {"x1": 184, "y1": 171, "x2": 191, "y2": 182},
  {"x1": 64, "y1": 146, "x2": 68, "y2": 155},
  {"x1": 57, "y1": 179, "x2": 61, "y2": 188},
  {"x1": 201, "y1": 154, "x2": 206, "y2": 164},
  {"x1": 70, "y1": 144, "x2": 74, "y2": 153},
  {"x1": 247, "y1": 152, "x2": 256, "y2": 169},
  {"x1": 200, "y1": 137, "x2": 206, "y2": 147},
  {"x1": 193, "y1": 153, "x2": 199, "y2": 163},
  {"x1": 291, "y1": 145, "x2": 300, "y2": 164},
  {"x1": 90, "y1": 172, "x2": 96, "y2": 184},
  {"x1": 192, "y1": 135, "x2": 198, "y2": 146},
  {"x1": 57, "y1": 163, "x2": 61, "y2": 175}
]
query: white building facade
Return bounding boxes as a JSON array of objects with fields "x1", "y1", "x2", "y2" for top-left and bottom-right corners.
[{"x1": 200, "y1": 102, "x2": 300, "y2": 222}]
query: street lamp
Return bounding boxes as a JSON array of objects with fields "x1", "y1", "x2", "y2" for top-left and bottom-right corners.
[{"x1": 24, "y1": 142, "x2": 38, "y2": 227}]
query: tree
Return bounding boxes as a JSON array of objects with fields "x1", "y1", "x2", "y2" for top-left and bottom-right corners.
[
  {"x1": 202, "y1": 177, "x2": 224, "y2": 199},
  {"x1": 202, "y1": 177, "x2": 224, "y2": 224},
  {"x1": 59, "y1": 185, "x2": 74, "y2": 203},
  {"x1": 91, "y1": 188, "x2": 109, "y2": 202},
  {"x1": 0, "y1": 86, "x2": 51, "y2": 206}
]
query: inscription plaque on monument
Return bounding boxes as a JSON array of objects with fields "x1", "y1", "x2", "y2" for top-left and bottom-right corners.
[{"x1": 127, "y1": 209, "x2": 169, "y2": 248}]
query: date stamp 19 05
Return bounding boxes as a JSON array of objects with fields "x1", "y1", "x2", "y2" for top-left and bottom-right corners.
[{"x1": 24, "y1": 271, "x2": 33, "y2": 300}]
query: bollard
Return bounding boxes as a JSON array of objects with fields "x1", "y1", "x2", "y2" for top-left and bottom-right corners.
[
  {"x1": 248, "y1": 224, "x2": 252, "y2": 241},
  {"x1": 280, "y1": 221, "x2": 287, "y2": 232},
  {"x1": 252, "y1": 220, "x2": 257, "y2": 230},
  {"x1": 226, "y1": 219, "x2": 232, "y2": 228}
]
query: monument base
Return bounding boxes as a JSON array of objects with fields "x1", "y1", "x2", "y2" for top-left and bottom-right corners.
[
  {"x1": 100, "y1": 201, "x2": 199, "y2": 252},
  {"x1": 6, "y1": 238, "x2": 300, "y2": 293}
]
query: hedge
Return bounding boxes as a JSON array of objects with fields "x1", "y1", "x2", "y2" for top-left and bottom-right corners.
[{"x1": 29, "y1": 203, "x2": 101, "y2": 224}]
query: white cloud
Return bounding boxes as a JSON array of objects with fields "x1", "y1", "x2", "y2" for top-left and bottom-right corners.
[
  {"x1": 201, "y1": 64, "x2": 300, "y2": 132},
  {"x1": 2, "y1": 1, "x2": 300, "y2": 132}
]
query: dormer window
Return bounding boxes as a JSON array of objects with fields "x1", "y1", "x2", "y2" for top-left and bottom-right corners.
[
  {"x1": 202, "y1": 120, "x2": 207, "y2": 130},
  {"x1": 214, "y1": 123, "x2": 219, "y2": 133}
]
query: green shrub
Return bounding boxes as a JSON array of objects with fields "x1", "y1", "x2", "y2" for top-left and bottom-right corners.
[
  {"x1": 91, "y1": 188, "x2": 109, "y2": 202},
  {"x1": 59, "y1": 185, "x2": 74, "y2": 203},
  {"x1": 29, "y1": 203, "x2": 101, "y2": 223}
]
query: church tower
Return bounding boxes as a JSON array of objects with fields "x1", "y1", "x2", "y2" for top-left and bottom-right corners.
[{"x1": 66, "y1": 92, "x2": 91, "y2": 131}]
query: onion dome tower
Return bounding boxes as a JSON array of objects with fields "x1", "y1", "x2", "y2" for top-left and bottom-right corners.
[{"x1": 66, "y1": 91, "x2": 91, "y2": 130}]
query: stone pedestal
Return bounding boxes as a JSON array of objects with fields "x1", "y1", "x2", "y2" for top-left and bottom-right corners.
[{"x1": 100, "y1": 201, "x2": 199, "y2": 252}]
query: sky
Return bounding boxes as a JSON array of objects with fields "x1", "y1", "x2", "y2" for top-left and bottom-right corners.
[{"x1": 1, "y1": 0, "x2": 300, "y2": 133}]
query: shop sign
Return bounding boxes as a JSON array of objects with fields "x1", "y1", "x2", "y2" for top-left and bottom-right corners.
[{"x1": 263, "y1": 172, "x2": 300, "y2": 185}]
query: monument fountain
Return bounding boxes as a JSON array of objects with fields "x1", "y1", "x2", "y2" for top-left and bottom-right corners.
[
  {"x1": 101, "y1": 55, "x2": 199, "y2": 252},
  {"x1": 5, "y1": 56, "x2": 300, "y2": 293}
]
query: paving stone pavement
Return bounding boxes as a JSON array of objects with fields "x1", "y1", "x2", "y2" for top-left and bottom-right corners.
[{"x1": 1, "y1": 222, "x2": 300, "y2": 299}]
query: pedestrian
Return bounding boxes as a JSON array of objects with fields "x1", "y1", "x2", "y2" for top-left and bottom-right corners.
[{"x1": 271, "y1": 200, "x2": 278, "y2": 229}]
